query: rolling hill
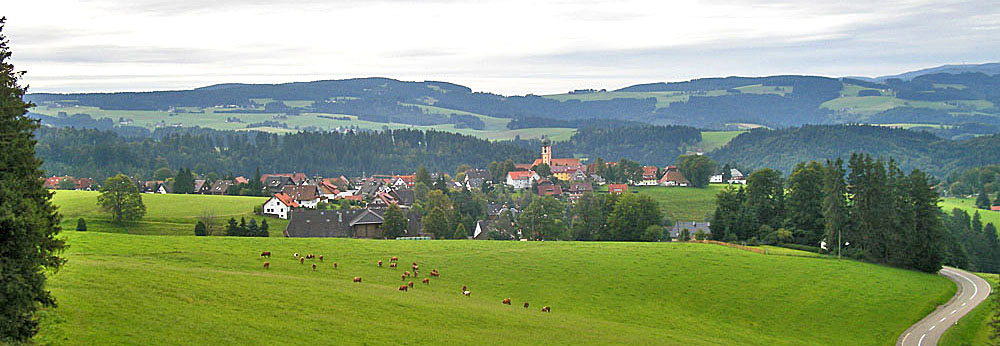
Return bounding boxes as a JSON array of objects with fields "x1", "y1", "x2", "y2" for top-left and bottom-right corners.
[{"x1": 35, "y1": 231, "x2": 955, "y2": 345}]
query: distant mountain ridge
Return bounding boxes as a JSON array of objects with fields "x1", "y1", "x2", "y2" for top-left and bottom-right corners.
[{"x1": 874, "y1": 62, "x2": 1000, "y2": 81}]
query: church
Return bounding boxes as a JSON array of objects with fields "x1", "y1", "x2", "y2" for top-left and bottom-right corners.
[{"x1": 531, "y1": 138, "x2": 582, "y2": 167}]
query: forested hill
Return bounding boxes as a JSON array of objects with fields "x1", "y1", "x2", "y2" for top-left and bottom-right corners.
[
  {"x1": 34, "y1": 127, "x2": 535, "y2": 180},
  {"x1": 710, "y1": 125, "x2": 1000, "y2": 178}
]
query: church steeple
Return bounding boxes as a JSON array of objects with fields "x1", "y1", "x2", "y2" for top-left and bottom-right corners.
[{"x1": 540, "y1": 137, "x2": 551, "y2": 166}]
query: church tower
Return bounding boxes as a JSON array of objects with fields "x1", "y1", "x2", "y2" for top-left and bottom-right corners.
[{"x1": 541, "y1": 137, "x2": 551, "y2": 166}]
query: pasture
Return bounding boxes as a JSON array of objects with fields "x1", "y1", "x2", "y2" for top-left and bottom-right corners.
[
  {"x1": 940, "y1": 197, "x2": 1000, "y2": 229},
  {"x1": 598, "y1": 185, "x2": 727, "y2": 222},
  {"x1": 697, "y1": 130, "x2": 745, "y2": 151},
  {"x1": 35, "y1": 231, "x2": 955, "y2": 345},
  {"x1": 51, "y1": 190, "x2": 286, "y2": 236}
]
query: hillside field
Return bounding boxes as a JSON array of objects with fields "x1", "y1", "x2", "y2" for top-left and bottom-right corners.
[
  {"x1": 940, "y1": 197, "x2": 1000, "y2": 228},
  {"x1": 597, "y1": 185, "x2": 727, "y2": 222},
  {"x1": 52, "y1": 190, "x2": 286, "y2": 236},
  {"x1": 36, "y1": 231, "x2": 954, "y2": 345}
]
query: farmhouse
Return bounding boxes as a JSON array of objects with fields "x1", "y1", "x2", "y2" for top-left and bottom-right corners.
[
  {"x1": 537, "y1": 183, "x2": 563, "y2": 197},
  {"x1": 669, "y1": 222, "x2": 712, "y2": 241},
  {"x1": 261, "y1": 173, "x2": 308, "y2": 185},
  {"x1": 265, "y1": 176, "x2": 296, "y2": 195},
  {"x1": 283, "y1": 208, "x2": 423, "y2": 238},
  {"x1": 728, "y1": 168, "x2": 747, "y2": 184},
  {"x1": 210, "y1": 180, "x2": 234, "y2": 195},
  {"x1": 609, "y1": 183, "x2": 628, "y2": 194},
  {"x1": 263, "y1": 193, "x2": 298, "y2": 219},
  {"x1": 568, "y1": 182, "x2": 593, "y2": 198},
  {"x1": 281, "y1": 185, "x2": 321, "y2": 208},
  {"x1": 637, "y1": 166, "x2": 659, "y2": 186},
  {"x1": 473, "y1": 219, "x2": 518, "y2": 240},
  {"x1": 659, "y1": 168, "x2": 690, "y2": 187},
  {"x1": 506, "y1": 171, "x2": 539, "y2": 190},
  {"x1": 193, "y1": 179, "x2": 211, "y2": 194}
]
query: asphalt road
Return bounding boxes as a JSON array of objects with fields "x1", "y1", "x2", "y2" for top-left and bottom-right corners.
[{"x1": 897, "y1": 266, "x2": 992, "y2": 346}]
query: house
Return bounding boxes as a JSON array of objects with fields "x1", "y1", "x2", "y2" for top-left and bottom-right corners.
[
  {"x1": 638, "y1": 166, "x2": 659, "y2": 186},
  {"x1": 210, "y1": 180, "x2": 234, "y2": 195},
  {"x1": 283, "y1": 208, "x2": 423, "y2": 238},
  {"x1": 265, "y1": 176, "x2": 295, "y2": 194},
  {"x1": 464, "y1": 169, "x2": 489, "y2": 189},
  {"x1": 75, "y1": 177, "x2": 96, "y2": 190},
  {"x1": 193, "y1": 179, "x2": 211, "y2": 194},
  {"x1": 390, "y1": 188, "x2": 415, "y2": 207},
  {"x1": 370, "y1": 191, "x2": 399, "y2": 206},
  {"x1": 609, "y1": 183, "x2": 628, "y2": 195},
  {"x1": 659, "y1": 169, "x2": 690, "y2": 187},
  {"x1": 318, "y1": 182, "x2": 341, "y2": 200},
  {"x1": 710, "y1": 174, "x2": 724, "y2": 183},
  {"x1": 669, "y1": 222, "x2": 712, "y2": 241},
  {"x1": 537, "y1": 183, "x2": 563, "y2": 197},
  {"x1": 357, "y1": 180, "x2": 387, "y2": 200},
  {"x1": 728, "y1": 168, "x2": 746, "y2": 184},
  {"x1": 263, "y1": 193, "x2": 299, "y2": 219},
  {"x1": 390, "y1": 175, "x2": 416, "y2": 188},
  {"x1": 281, "y1": 185, "x2": 321, "y2": 208},
  {"x1": 531, "y1": 138, "x2": 583, "y2": 167},
  {"x1": 155, "y1": 182, "x2": 172, "y2": 194},
  {"x1": 505, "y1": 171, "x2": 540, "y2": 190},
  {"x1": 551, "y1": 165, "x2": 584, "y2": 182},
  {"x1": 234, "y1": 176, "x2": 249, "y2": 185},
  {"x1": 43, "y1": 176, "x2": 73, "y2": 189},
  {"x1": 261, "y1": 173, "x2": 308, "y2": 185},
  {"x1": 473, "y1": 219, "x2": 518, "y2": 240},
  {"x1": 590, "y1": 174, "x2": 606, "y2": 185},
  {"x1": 992, "y1": 206, "x2": 1000, "y2": 212},
  {"x1": 568, "y1": 182, "x2": 593, "y2": 198},
  {"x1": 570, "y1": 169, "x2": 588, "y2": 182}
]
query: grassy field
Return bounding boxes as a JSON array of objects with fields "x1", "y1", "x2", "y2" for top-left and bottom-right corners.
[
  {"x1": 940, "y1": 273, "x2": 998, "y2": 346},
  {"x1": 698, "y1": 130, "x2": 745, "y2": 151},
  {"x1": 51, "y1": 190, "x2": 286, "y2": 236},
  {"x1": 821, "y1": 95, "x2": 995, "y2": 116},
  {"x1": 35, "y1": 231, "x2": 955, "y2": 345},
  {"x1": 597, "y1": 185, "x2": 727, "y2": 222},
  {"x1": 940, "y1": 197, "x2": 1000, "y2": 228}
]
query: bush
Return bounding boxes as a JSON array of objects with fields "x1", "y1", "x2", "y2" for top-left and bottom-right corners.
[
  {"x1": 641, "y1": 225, "x2": 663, "y2": 242},
  {"x1": 695, "y1": 230, "x2": 708, "y2": 241},
  {"x1": 194, "y1": 221, "x2": 207, "y2": 236},
  {"x1": 76, "y1": 218, "x2": 87, "y2": 231}
]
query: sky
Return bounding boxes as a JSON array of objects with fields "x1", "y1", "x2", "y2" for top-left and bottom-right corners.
[{"x1": 4, "y1": 0, "x2": 999, "y2": 95}]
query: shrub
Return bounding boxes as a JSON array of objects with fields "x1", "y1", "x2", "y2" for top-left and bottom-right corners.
[
  {"x1": 194, "y1": 221, "x2": 207, "y2": 236},
  {"x1": 76, "y1": 218, "x2": 87, "y2": 232}
]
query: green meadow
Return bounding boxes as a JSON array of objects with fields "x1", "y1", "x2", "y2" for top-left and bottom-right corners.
[
  {"x1": 940, "y1": 197, "x2": 1000, "y2": 228},
  {"x1": 596, "y1": 185, "x2": 727, "y2": 222},
  {"x1": 697, "y1": 130, "x2": 746, "y2": 151},
  {"x1": 51, "y1": 190, "x2": 287, "y2": 236},
  {"x1": 35, "y1": 231, "x2": 954, "y2": 345}
]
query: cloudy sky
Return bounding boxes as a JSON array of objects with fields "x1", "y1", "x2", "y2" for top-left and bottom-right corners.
[{"x1": 4, "y1": 0, "x2": 999, "y2": 95}]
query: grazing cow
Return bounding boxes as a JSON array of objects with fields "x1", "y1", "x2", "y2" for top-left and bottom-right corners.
[
  {"x1": 430, "y1": 271, "x2": 439, "y2": 277},
  {"x1": 408, "y1": 281, "x2": 414, "y2": 288},
  {"x1": 404, "y1": 271, "x2": 410, "y2": 277},
  {"x1": 299, "y1": 257, "x2": 305, "y2": 264},
  {"x1": 463, "y1": 290, "x2": 471, "y2": 297},
  {"x1": 523, "y1": 302, "x2": 529, "y2": 309},
  {"x1": 399, "y1": 285, "x2": 408, "y2": 292},
  {"x1": 390, "y1": 256, "x2": 398, "y2": 262},
  {"x1": 263, "y1": 262, "x2": 270, "y2": 269},
  {"x1": 312, "y1": 264, "x2": 317, "y2": 271},
  {"x1": 260, "y1": 251, "x2": 271, "y2": 258},
  {"x1": 461, "y1": 285, "x2": 467, "y2": 291},
  {"x1": 412, "y1": 262, "x2": 417, "y2": 266},
  {"x1": 422, "y1": 278, "x2": 429, "y2": 284},
  {"x1": 401, "y1": 274, "x2": 407, "y2": 281},
  {"x1": 502, "y1": 298, "x2": 511, "y2": 305},
  {"x1": 378, "y1": 260, "x2": 383, "y2": 267},
  {"x1": 307, "y1": 254, "x2": 314, "y2": 259},
  {"x1": 333, "y1": 262, "x2": 338, "y2": 269},
  {"x1": 318, "y1": 255, "x2": 324, "y2": 262},
  {"x1": 541, "y1": 306, "x2": 550, "y2": 313},
  {"x1": 390, "y1": 262, "x2": 397, "y2": 268},
  {"x1": 353, "y1": 277, "x2": 362, "y2": 283},
  {"x1": 294, "y1": 253, "x2": 300, "y2": 258}
]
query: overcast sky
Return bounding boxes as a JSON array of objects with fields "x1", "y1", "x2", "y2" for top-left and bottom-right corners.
[{"x1": 5, "y1": 0, "x2": 999, "y2": 95}]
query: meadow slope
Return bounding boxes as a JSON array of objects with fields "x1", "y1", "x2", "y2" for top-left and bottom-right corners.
[{"x1": 36, "y1": 232, "x2": 954, "y2": 345}]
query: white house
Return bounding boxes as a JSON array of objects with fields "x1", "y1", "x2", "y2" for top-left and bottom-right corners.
[
  {"x1": 263, "y1": 193, "x2": 299, "y2": 219},
  {"x1": 710, "y1": 174, "x2": 724, "y2": 183},
  {"x1": 728, "y1": 168, "x2": 746, "y2": 184},
  {"x1": 505, "y1": 171, "x2": 539, "y2": 190}
]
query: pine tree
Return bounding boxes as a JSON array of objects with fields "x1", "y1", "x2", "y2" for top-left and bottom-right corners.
[
  {"x1": 173, "y1": 167, "x2": 195, "y2": 194},
  {"x1": 76, "y1": 218, "x2": 87, "y2": 232},
  {"x1": 259, "y1": 219, "x2": 269, "y2": 237},
  {"x1": 0, "y1": 18, "x2": 67, "y2": 341},
  {"x1": 454, "y1": 223, "x2": 468, "y2": 239},
  {"x1": 786, "y1": 161, "x2": 825, "y2": 246},
  {"x1": 746, "y1": 168, "x2": 784, "y2": 235},
  {"x1": 976, "y1": 187, "x2": 992, "y2": 209},
  {"x1": 225, "y1": 218, "x2": 239, "y2": 236},
  {"x1": 822, "y1": 158, "x2": 849, "y2": 258},
  {"x1": 904, "y1": 169, "x2": 943, "y2": 273}
]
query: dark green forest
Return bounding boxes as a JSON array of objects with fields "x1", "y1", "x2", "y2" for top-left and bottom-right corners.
[{"x1": 711, "y1": 124, "x2": 1000, "y2": 178}]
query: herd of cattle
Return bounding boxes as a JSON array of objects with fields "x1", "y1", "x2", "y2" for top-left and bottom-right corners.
[{"x1": 259, "y1": 251, "x2": 550, "y2": 313}]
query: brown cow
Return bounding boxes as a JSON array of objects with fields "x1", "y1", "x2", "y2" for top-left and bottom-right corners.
[
  {"x1": 333, "y1": 262, "x2": 338, "y2": 269},
  {"x1": 502, "y1": 298, "x2": 511, "y2": 305},
  {"x1": 408, "y1": 281, "x2": 414, "y2": 288},
  {"x1": 404, "y1": 271, "x2": 411, "y2": 277},
  {"x1": 260, "y1": 251, "x2": 271, "y2": 258},
  {"x1": 378, "y1": 260, "x2": 383, "y2": 267},
  {"x1": 541, "y1": 306, "x2": 550, "y2": 313},
  {"x1": 390, "y1": 262, "x2": 397, "y2": 268},
  {"x1": 299, "y1": 257, "x2": 305, "y2": 264},
  {"x1": 399, "y1": 285, "x2": 408, "y2": 292},
  {"x1": 312, "y1": 264, "x2": 317, "y2": 271},
  {"x1": 412, "y1": 262, "x2": 418, "y2": 266},
  {"x1": 430, "y1": 271, "x2": 439, "y2": 277},
  {"x1": 353, "y1": 277, "x2": 362, "y2": 283},
  {"x1": 318, "y1": 255, "x2": 324, "y2": 262},
  {"x1": 523, "y1": 302, "x2": 529, "y2": 308},
  {"x1": 422, "y1": 278, "x2": 429, "y2": 284},
  {"x1": 263, "y1": 262, "x2": 270, "y2": 269},
  {"x1": 461, "y1": 285, "x2": 467, "y2": 291},
  {"x1": 390, "y1": 256, "x2": 398, "y2": 262},
  {"x1": 401, "y1": 274, "x2": 407, "y2": 281}
]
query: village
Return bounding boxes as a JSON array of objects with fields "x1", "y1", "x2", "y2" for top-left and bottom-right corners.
[{"x1": 43, "y1": 140, "x2": 747, "y2": 241}]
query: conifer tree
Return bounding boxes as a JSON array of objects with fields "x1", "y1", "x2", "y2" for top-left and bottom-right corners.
[
  {"x1": 454, "y1": 223, "x2": 467, "y2": 239},
  {"x1": 822, "y1": 158, "x2": 849, "y2": 258},
  {"x1": 976, "y1": 187, "x2": 992, "y2": 209},
  {"x1": 0, "y1": 18, "x2": 66, "y2": 341},
  {"x1": 786, "y1": 161, "x2": 825, "y2": 245},
  {"x1": 76, "y1": 218, "x2": 87, "y2": 232}
]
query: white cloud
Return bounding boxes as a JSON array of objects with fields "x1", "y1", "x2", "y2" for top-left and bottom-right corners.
[{"x1": 4, "y1": 0, "x2": 998, "y2": 95}]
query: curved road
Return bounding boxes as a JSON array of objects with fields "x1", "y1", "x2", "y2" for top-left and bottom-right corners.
[{"x1": 897, "y1": 266, "x2": 991, "y2": 346}]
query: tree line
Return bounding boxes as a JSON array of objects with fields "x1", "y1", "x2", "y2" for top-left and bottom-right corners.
[{"x1": 712, "y1": 153, "x2": 945, "y2": 273}]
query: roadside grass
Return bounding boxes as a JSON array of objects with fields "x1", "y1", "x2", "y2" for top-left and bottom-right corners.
[
  {"x1": 939, "y1": 273, "x2": 998, "y2": 346},
  {"x1": 52, "y1": 190, "x2": 286, "y2": 236},
  {"x1": 35, "y1": 232, "x2": 955, "y2": 345}
]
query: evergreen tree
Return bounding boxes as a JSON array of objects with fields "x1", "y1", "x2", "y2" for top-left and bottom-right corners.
[
  {"x1": 249, "y1": 167, "x2": 264, "y2": 196},
  {"x1": 98, "y1": 174, "x2": 147, "y2": 224},
  {"x1": 194, "y1": 221, "x2": 207, "y2": 236},
  {"x1": 984, "y1": 223, "x2": 1000, "y2": 273},
  {"x1": 76, "y1": 218, "x2": 87, "y2": 232},
  {"x1": 904, "y1": 169, "x2": 943, "y2": 273},
  {"x1": 746, "y1": 168, "x2": 785, "y2": 235},
  {"x1": 976, "y1": 187, "x2": 992, "y2": 209},
  {"x1": 822, "y1": 158, "x2": 849, "y2": 257},
  {"x1": 711, "y1": 186, "x2": 744, "y2": 241},
  {"x1": 0, "y1": 18, "x2": 67, "y2": 341},
  {"x1": 454, "y1": 223, "x2": 467, "y2": 239},
  {"x1": 259, "y1": 218, "x2": 269, "y2": 237},
  {"x1": 994, "y1": 194, "x2": 1000, "y2": 207},
  {"x1": 416, "y1": 165, "x2": 432, "y2": 186},
  {"x1": 225, "y1": 217, "x2": 239, "y2": 236},
  {"x1": 382, "y1": 204, "x2": 407, "y2": 239},
  {"x1": 786, "y1": 161, "x2": 825, "y2": 246},
  {"x1": 173, "y1": 167, "x2": 195, "y2": 194},
  {"x1": 247, "y1": 218, "x2": 259, "y2": 237}
]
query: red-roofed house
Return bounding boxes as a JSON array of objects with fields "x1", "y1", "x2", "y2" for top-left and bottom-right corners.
[
  {"x1": 505, "y1": 171, "x2": 540, "y2": 190},
  {"x1": 537, "y1": 184, "x2": 563, "y2": 197},
  {"x1": 44, "y1": 176, "x2": 74, "y2": 189},
  {"x1": 261, "y1": 173, "x2": 308, "y2": 185},
  {"x1": 234, "y1": 176, "x2": 249, "y2": 185},
  {"x1": 391, "y1": 175, "x2": 416, "y2": 188},
  {"x1": 637, "y1": 166, "x2": 659, "y2": 186},
  {"x1": 609, "y1": 184, "x2": 628, "y2": 195},
  {"x1": 263, "y1": 193, "x2": 299, "y2": 219},
  {"x1": 992, "y1": 206, "x2": 1000, "y2": 212},
  {"x1": 659, "y1": 170, "x2": 690, "y2": 187}
]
